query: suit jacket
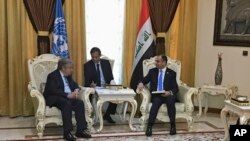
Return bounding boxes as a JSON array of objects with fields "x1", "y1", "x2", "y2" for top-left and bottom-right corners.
[
  {"x1": 43, "y1": 69, "x2": 79, "y2": 106},
  {"x1": 141, "y1": 67, "x2": 179, "y2": 101},
  {"x1": 84, "y1": 59, "x2": 114, "y2": 87}
]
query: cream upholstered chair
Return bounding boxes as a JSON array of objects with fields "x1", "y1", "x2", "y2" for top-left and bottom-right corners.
[
  {"x1": 27, "y1": 54, "x2": 95, "y2": 137},
  {"x1": 137, "y1": 56, "x2": 198, "y2": 130}
]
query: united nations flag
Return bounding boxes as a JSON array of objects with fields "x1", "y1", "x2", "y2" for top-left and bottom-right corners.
[{"x1": 52, "y1": 0, "x2": 69, "y2": 58}]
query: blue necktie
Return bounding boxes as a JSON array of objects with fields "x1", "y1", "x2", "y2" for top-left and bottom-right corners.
[{"x1": 158, "y1": 69, "x2": 163, "y2": 91}]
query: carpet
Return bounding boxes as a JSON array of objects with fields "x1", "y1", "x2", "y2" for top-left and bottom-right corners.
[
  {"x1": 22, "y1": 131, "x2": 224, "y2": 141},
  {"x1": 20, "y1": 121, "x2": 224, "y2": 141}
]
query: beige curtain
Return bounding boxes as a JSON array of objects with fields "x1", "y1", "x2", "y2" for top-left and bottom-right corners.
[
  {"x1": 122, "y1": 0, "x2": 141, "y2": 87},
  {"x1": 0, "y1": 0, "x2": 37, "y2": 117},
  {"x1": 122, "y1": 0, "x2": 142, "y2": 116},
  {"x1": 123, "y1": 0, "x2": 197, "y2": 87},
  {"x1": 0, "y1": 0, "x2": 86, "y2": 117},
  {"x1": 166, "y1": 0, "x2": 197, "y2": 86},
  {"x1": 64, "y1": 0, "x2": 86, "y2": 84}
]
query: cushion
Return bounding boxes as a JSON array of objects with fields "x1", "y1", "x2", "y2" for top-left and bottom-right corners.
[
  {"x1": 40, "y1": 83, "x2": 46, "y2": 93},
  {"x1": 45, "y1": 106, "x2": 75, "y2": 117},
  {"x1": 45, "y1": 106, "x2": 61, "y2": 116}
]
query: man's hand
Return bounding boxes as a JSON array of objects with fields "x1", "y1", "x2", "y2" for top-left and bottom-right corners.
[
  {"x1": 137, "y1": 83, "x2": 144, "y2": 91},
  {"x1": 67, "y1": 90, "x2": 80, "y2": 99},
  {"x1": 161, "y1": 91, "x2": 171, "y2": 97},
  {"x1": 74, "y1": 89, "x2": 80, "y2": 99},
  {"x1": 67, "y1": 92, "x2": 76, "y2": 99}
]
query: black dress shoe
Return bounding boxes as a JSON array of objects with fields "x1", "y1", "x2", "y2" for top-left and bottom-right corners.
[
  {"x1": 64, "y1": 132, "x2": 76, "y2": 141},
  {"x1": 170, "y1": 126, "x2": 176, "y2": 135},
  {"x1": 145, "y1": 126, "x2": 152, "y2": 136},
  {"x1": 103, "y1": 114, "x2": 116, "y2": 123},
  {"x1": 75, "y1": 130, "x2": 92, "y2": 138}
]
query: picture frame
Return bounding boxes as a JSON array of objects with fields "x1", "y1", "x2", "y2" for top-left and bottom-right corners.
[{"x1": 213, "y1": 0, "x2": 250, "y2": 47}]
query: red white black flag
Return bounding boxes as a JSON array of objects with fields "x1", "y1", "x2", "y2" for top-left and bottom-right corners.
[{"x1": 130, "y1": 0, "x2": 155, "y2": 90}]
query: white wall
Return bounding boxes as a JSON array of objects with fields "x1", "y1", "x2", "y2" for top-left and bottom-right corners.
[{"x1": 195, "y1": 0, "x2": 250, "y2": 108}]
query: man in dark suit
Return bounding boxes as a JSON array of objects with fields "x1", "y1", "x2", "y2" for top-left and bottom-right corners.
[
  {"x1": 84, "y1": 47, "x2": 117, "y2": 123},
  {"x1": 44, "y1": 58, "x2": 91, "y2": 141},
  {"x1": 137, "y1": 55, "x2": 179, "y2": 136}
]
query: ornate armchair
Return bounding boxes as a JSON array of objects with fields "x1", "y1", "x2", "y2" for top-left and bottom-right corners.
[
  {"x1": 27, "y1": 54, "x2": 95, "y2": 137},
  {"x1": 137, "y1": 56, "x2": 198, "y2": 130}
]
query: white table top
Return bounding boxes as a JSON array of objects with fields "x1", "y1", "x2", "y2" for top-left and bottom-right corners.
[
  {"x1": 95, "y1": 88, "x2": 136, "y2": 96},
  {"x1": 225, "y1": 100, "x2": 250, "y2": 110}
]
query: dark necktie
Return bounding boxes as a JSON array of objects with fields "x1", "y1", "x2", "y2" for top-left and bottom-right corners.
[{"x1": 96, "y1": 64, "x2": 101, "y2": 86}]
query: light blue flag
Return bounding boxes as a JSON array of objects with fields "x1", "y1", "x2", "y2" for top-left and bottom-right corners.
[{"x1": 52, "y1": 0, "x2": 69, "y2": 58}]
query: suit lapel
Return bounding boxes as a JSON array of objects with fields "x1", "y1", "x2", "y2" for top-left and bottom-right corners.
[
  {"x1": 56, "y1": 70, "x2": 65, "y2": 92},
  {"x1": 91, "y1": 61, "x2": 98, "y2": 82},
  {"x1": 164, "y1": 68, "x2": 171, "y2": 89},
  {"x1": 164, "y1": 68, "x2": 170, "y2": 80},
  {"x1": 100, "y1": 59, "x2": 107, "y2": 83},
  {"x1": 155, "y1": 69, "x2": 159, "y2": 86}
]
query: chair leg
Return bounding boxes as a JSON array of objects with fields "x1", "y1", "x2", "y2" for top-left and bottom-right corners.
[
  {"x1": 186, "y1": 116, "x2": 194, "y2": 130},
  {"x1": 36, "y1": 120, "x2": 45, "y2": 138},
  {"x1": 139, "y1": 116, "x2": 147, "y2": 131}
]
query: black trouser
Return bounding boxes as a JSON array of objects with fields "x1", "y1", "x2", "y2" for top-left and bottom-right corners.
[
  {"x1": 53, "y1": 97, "x2": 87, "y2": 133},
  {"x1": 90, "y1": 93, "x2": 117, "y2": 116},
  {"x1": 105, "y1": 102, "x2": 117, "y2": 116},
  {"x1": 148, "y1": 95, "x2": 176, "y2": 127}
]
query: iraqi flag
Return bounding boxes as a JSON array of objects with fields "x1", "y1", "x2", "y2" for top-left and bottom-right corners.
[
  {"x1": 52, "y1": 0, "x2": 69, "y2": 58},
  {"x1": 130, "y1": 0, "x2": 155, "y2": 90}
]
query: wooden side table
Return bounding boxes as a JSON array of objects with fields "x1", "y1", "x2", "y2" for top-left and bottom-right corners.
[
  {"x1": 221, "y1": 100, "x2": 250, "y2": 141},
  {"x1": 197, "y1": 85, "x2": 238, "y2": 117}
]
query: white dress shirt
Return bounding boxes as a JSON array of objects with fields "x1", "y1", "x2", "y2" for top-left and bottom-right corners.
[{"x1": 60, "y1": 71, "x2": 72, "y2": 94}]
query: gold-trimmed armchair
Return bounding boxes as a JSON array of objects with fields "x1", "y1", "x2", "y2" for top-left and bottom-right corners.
[
  {"x1": 27, "y1": 54, "x2": 95, "y2": 137},
  {"x1": 137, "y1": 56, "x2": 198, "y2": 130}
]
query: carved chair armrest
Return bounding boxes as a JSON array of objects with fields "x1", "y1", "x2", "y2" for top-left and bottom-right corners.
[
  {"x1": 178, "y1": 82, "x2": 198, "y2": 114},
  {"x1": 28, "y1": 82, "x2": 46, "y2": 119},
  {"x1": 137, "y1": 87, "x2": 151, "y2": 114}
]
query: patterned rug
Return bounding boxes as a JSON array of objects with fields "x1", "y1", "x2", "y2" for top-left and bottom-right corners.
[
  {"x1": 22, "y1": 121, "x2": 224, "y2": 141},
  {"x1": 22, "y1": 131, "x2": 224, "y2": 141}
]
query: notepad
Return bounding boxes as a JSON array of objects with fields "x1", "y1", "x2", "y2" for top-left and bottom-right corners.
[
  {"x1": 152, "y1": 90, "x2": 166, "y2": 94},
  {"x1": 105, "y1": 84, "x2": 123, "y2": 89}
]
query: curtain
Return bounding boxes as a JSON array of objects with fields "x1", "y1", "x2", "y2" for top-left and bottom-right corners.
[
  {"x1": 0, "y1": 0, "x2": 86, "y2": 117},
  {"x1": 166, "y1": 0, "x2": 197, "y2": 86},
  {"x1": 23, "y1": 0, "x2": 55, "y2": 55},
  {"x1": 64, "y1": 0, "x2": 86, "y2": 84},
  {"x1": 0, "y1": 0, "x2": 37, "y2": 117},
  {"x1": 123, "y1": 0, "x2": 142, "y2": 116},
  {"x1": 123, "y1": 0, "x2": 141, "y2": 87},
  {"x1": 123, "y1": 0, "x2": 197, "y2": 115},
  {"x1": 148, "y1": 0, "x2": 180, "y2": 55}
]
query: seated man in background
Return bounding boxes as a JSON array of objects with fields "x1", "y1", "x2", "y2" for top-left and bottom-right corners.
[
  {"x1": 44, "y1": 58, "x2": 91, "y2": 141},
  {"x1": 137, "y1": 55, "x2": 179, "y2": 136},
  {"x1": 84, "y1": 47, "x2": 117, "y2": 123}
]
